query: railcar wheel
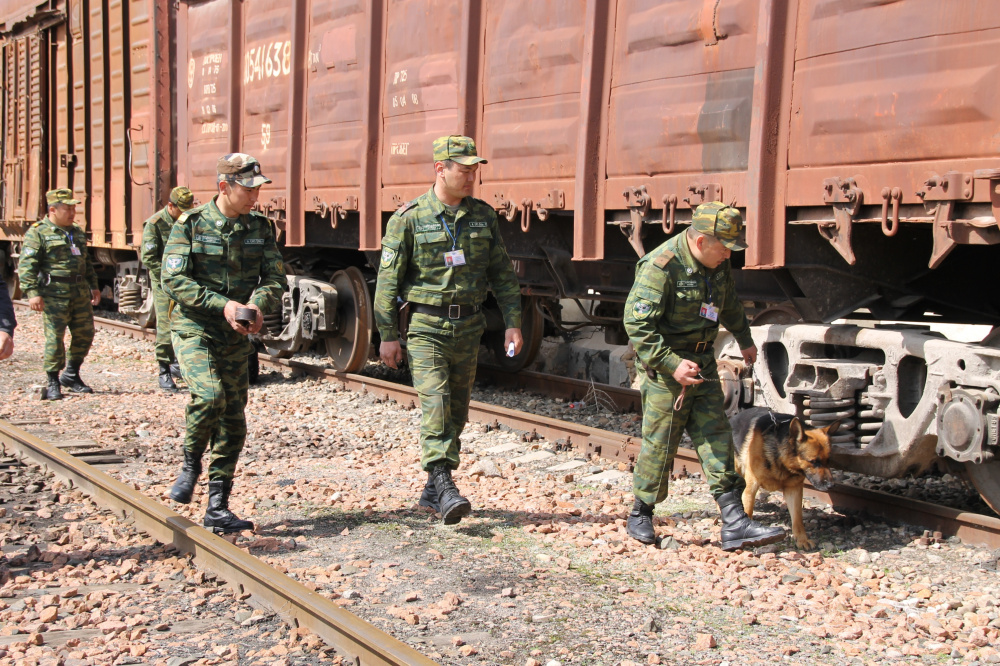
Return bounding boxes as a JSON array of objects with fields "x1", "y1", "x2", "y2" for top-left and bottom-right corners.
[
  {"x1": 324, "y1": 266, "x2": 373, "y2": 373},
  {"x1": 486, "y1": 295, "x2": 543, "y2": 372},
  {"x1": 750, "y1": 304, "x2": 803, "y2": 326},
  {"x1": 964, "y1": 460, "x2": 1000, "y2": 516}
]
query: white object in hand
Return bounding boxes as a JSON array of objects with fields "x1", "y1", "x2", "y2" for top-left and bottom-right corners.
[{"x1": 507, "y1": 341, "x2": 516, "y2": 357}]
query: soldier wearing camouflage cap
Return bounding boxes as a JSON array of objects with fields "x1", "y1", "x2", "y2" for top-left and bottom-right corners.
[
  {"x1": 161, "y1": 153, "x2": 287, "y2": 534},
  {"x1": 18, "y1": 189, "x2": 102, "y2": 400},
  {"x1": 141, "y1": 186, "x2": 194, "y2": 390},
  {"x1": 622, "y1": 201, "x2": 785, "y2": 551},
  {"x1": 374, "y1": 135, "x2": 523, "y2": 525}
]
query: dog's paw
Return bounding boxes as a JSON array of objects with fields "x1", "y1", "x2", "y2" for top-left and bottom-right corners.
[{"x1": 794, "y1": 535, "x2": 815, "y2": 550}]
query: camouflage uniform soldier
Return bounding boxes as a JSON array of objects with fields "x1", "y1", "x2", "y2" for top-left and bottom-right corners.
[
  {"x1": 19, "y1": 189, "x2": 102, "y2": 400},
  {"x1": 141, "y1": 186, "x2": 194, "y2": 390},
  {"x1": 374, "y1": 135, "x2": 523, "y2": 525},
  {"x1": 623, "y1": 202, "x2": 785, "y2": 551},
  {"x1": 161, "y1": 154, "x2": 287, "y2": 534}
]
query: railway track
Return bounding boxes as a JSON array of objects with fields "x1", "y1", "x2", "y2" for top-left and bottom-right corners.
[{"x1": 63, "y1": 309, "x2": 1000, "y2": 550}]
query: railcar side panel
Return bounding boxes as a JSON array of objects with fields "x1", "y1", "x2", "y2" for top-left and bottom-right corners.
[
  {"x1": 303, "y1": 0, "x2": 369, "y2": 229},
  {"x1": 179, "y1": 0, "x2": 238, "y2": 204},
  {"x1": 604, "y1": 0, "x2": 759, "y2": 210},
  {"x1": 1, "y1": 32, "x2": 45, "y2": 223},
  {"x1": 478, "y1": 0, "x2": 585, "y2": 201},
  {"x1": 380, "y1": 0, "x2": 466, "y2": 206}
]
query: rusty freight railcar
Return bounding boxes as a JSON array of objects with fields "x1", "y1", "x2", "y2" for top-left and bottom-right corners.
[
  {"x1": 4, "y1": 0, "x2": 1000, "y2": 511},
  {"x1": 0, "y1": 0, "x2": 173, "y2": 307}
]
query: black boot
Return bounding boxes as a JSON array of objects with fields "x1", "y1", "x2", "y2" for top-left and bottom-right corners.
[
  {"x1": 158, "y1": 361, "x2": 177, "y2": 391},
  {"x1": 169, "y1": 362, "x2": 182, "y2": 379},
  {"x1": 627, "y1": 497, "x2": 657, "y2": 544},
  {"x1": 204, "y1": 480, "x2": 254, "y2": 534},
  {"x1": 44, "y1": 372, "x2": 63, "y2": 401},
  {"x1": 429, "y1": 464, "x2": 471, "y2": 525},
  {"x1": 168, "y1": 450, "x2": 202, "y2": 504},
  {"x1": 59, "y1": 361, "x2": 93, "y2": 393},
  {"x1": 418, "y1": 474, "x2": 439, "y2": 512},
  {"x1": 717, "y1": 490, "x2": 785, "y2": 551}
]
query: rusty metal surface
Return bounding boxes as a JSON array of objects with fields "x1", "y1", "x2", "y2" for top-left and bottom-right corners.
[
  {"x1": 107, "y1": 0, "x2": 128, "y2": 246},
  {"x1": 1, "y1": 32, "x2": 45, "y2": 223},
  {"x1": 180, "y1": 0, "x2": 236, "y2": 203},
  {"x1": 0, "y1": 418, "x2": 440, "y2": 666},
  {"x1": 787, "y1": 2, "x2": 1000, "y2": 209},
  {"x1": 380, "y1": 0, "x2": 464, "y2": 192},
  {"x1": 87, "y1": 0, "x2": 109, "y2": 243}
]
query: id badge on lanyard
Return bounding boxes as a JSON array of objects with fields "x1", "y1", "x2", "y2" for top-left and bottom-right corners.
[
  {"x1": 441, "y1": 214, "x2": 466, "y2": 267},
  {"x1": 699, "y1": 275, "x2": 717, "y2": 321},
  {"x1": 66, "y1": 230, "x2": 81, "y2": 255}
]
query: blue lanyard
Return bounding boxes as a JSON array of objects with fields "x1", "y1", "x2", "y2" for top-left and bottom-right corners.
[
  {"x1": 440, "y1": 213, "x2": 461, "y2": 251},
  {"x1": 62, "y1": 229, "x2": 73, "y2": 246}
]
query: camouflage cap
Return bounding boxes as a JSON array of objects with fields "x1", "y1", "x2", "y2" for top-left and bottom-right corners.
[
  {"x1": 691, "y1": 202, "x2": 747, "y2": 251},
  {"x1": 217, "y1": 152, "x2": 271, "y2": 188},
  {"x1": 46, "y1": 188, "x2": 80, "y2": 206},
  {"x1": 432, "y1": 135, "x2": 488, "y2": 166},
  {"x1": 169, "y1": 186, "x2": 194, "y2": 211}
]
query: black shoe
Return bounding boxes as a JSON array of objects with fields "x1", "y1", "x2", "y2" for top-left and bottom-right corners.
[
  {"x1": 204, "y1": 480, "x2": 254, "y2": 534},
  {"x1": 169, "y1": 362, "x2": 182, "y2": 379},
  {"x1": 627, "y1": 497, "x2": 656, "y2": 544},
  {"x1": 418, "y1": 474, "x2": 440, "y2": 512},
  {"x1": 59, "y1": 362, "x2": 93, "y2": 393},
  {"x1": 158, "y1": 362, "x2": 177, "y2": 391},
  {"x1": 717, "y1": 490, "x2": 785, "y2": 551},
  {"x1": 429, "y1": 464, "x2": 471, "y2": 525},
  {"x1": 44, "y1": 372, "x2": 63, "y2": 401},
  {"x1": 168, "y1": 450, "x2": 202, "y2": 504}
]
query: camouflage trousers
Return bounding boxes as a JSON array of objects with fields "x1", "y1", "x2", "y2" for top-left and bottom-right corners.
[
  {"x1": 172, "y1": 331, "x2": 251, "y2": 481},
  {"x1": 41, "y1": 287, "x2": 94, "y2": 372},
  {"x1": 406, "y1": 318, "x2": 483, "y2": 471},
  {"x1": 151, "y1": 280, "x2": 175, "y2": 364},
  {"x1": 633, "y1": 366, "x2": 744, "y2": 505}
]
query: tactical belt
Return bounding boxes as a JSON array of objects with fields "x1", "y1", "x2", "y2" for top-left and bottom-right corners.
[
  {"x1": 673, "y1": 340, "x2": 714, "y2": 353},
  {"x1": 44, "y1": 274, "x2": 85, "y2": 285},
  {"x1": 410, "y1": 303, "x2": 482, "y2": 319}
]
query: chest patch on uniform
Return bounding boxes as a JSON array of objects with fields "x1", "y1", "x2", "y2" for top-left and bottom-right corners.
[
  {"x1": 632, "y1": 300, "x2": 653, "y2": 320},
  {"x1": 165, "y1": 255, "x2": 185, "y2": 273},
  {"x1": 676, "y1": 280, "x2": 698, "y2": 289},
  {"x1": 467, "y1": 219, "x2": 487, "y2": 228},
  {"x1": 415, "y1": 221, "x2": 440, "y2": 233},
  {"x1": 381, "y1": 246, "x2": 397, "y2": 267},
  {"x1": 195, "y1": 234, "x2": 222, "y2": 245},
  {"x1": 244, "y1": 238, "x2": 265, "y2": 245}
]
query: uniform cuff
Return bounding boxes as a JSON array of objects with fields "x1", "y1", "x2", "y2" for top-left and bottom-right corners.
[
  {"x1": 24, "y1": 289, "x2": 39, "y2": 299},
  {"x1": 735, "y1": 331, "x2": 754, "y2": 350}
]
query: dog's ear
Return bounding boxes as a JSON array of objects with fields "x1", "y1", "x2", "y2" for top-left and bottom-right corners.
[
  {"x1": 824, "y1": 419, "x2": 841, "y2": 436},
  {"x1": 789, "y1": 417, "x2": 804, "y2": 442}
]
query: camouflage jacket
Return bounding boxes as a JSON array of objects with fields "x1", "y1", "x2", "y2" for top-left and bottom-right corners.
[
  {"x1": 140, "y1": 206, "x2": 175, "y2": 284},
  {"x1": 624, "y1": 232, "x2": 753, "y2": 377},
  {"x1": 18, "y1": 217, "x2": 99, "y2": 299},
  {"x1": 373, "y1": 187, "x2": 522, "y2": 341},
  {"x1": 161, "y1": 198, "x2": 287, "y2": 341}
]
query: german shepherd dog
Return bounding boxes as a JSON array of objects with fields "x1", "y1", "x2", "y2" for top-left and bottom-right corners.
[{"x1": 730, "y1": 407, "x2": 840, "y2": 549}]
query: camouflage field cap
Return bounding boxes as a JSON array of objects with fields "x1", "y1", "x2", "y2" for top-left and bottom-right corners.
[
  {"x1": 217, "y1": 153, "x2": 271, "y2": 188},
  {"x1": 46, "y1": 188, "x2": 80, "y2": 206},
  {"x1": 169, "y1": 186, "x2": 194, "y2": 211},
  {"x1": 432, "y1": 135, "x2": 488, "y2": 165},
  {"x1": 691, "y1": 202, "x2": 747, "y2": 251}
]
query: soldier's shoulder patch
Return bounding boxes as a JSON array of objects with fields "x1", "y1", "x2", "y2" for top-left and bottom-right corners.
[
  {"x1": 652, "y1": 250, "x2": 675, "y2": 269},
  {"x1": 145, "y1": 242, "x2": 156, "y2": 250},
  {"x1": 380, "y1": 245, "x2": 397, "y2": 268},
  {"x1": 23, "y1": 247, "x2": 36, "y2": 257},
  {"x1": 164, "y1": 254, "x2": 185, "y2": 274},
  {"x1": 632, "y1": 300, "x2": 654, "y2": 320},
  {"x1": 275, "y1": 260, "x2": 284, "y2": 274}
]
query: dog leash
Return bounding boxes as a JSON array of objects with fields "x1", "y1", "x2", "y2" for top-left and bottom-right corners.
[{"x1": 672, "y1": 373, "x2": 723, "y2": 411}]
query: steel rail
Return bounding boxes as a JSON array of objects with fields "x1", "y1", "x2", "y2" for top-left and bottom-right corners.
[
  {"x1": 54, "y1": 311, "x2": 1000, "y2": 549},
  {"x1": 0, "y1": 418, "x2": 438, "y2": 666}
]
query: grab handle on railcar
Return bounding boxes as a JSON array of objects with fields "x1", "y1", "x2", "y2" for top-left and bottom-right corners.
[
  {"x1": 661, "y1": 194, "x2": 677, "y2": 234},
  {"x1": 880, "y1": 187, "x2": 901, "y2": 237},
  {"x1": 126, "y1": 126, "x2": 151, "y2": 186}
]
